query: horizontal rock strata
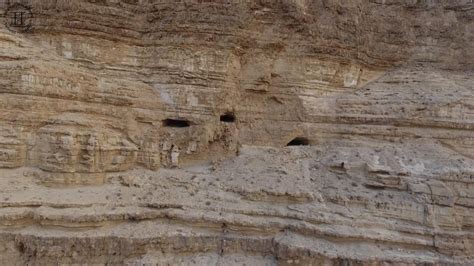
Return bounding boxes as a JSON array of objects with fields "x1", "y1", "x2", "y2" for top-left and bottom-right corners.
[{"x1": 0, "y1": 0, "x2": 472, "y2": 264}]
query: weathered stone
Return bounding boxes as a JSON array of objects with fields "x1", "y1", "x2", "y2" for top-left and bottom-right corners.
[{"x1": 0, "y1": 0, "x2": 472, "y2": 264}]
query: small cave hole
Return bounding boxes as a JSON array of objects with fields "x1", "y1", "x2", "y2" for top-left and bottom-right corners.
[
  {"x1": 163, "y1": 119, "x2": 191, "y2": 128},
  {"x1": 220, "y1": 112, "x2": 236, "y2": 123},
  {"x1": 286, "y1": 137, "x2": 310, "y2": 146}
]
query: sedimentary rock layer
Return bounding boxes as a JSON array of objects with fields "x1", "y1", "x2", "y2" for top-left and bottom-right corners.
[{"x1": 0, "y1": 0, "x2": 472, "y2": 264}]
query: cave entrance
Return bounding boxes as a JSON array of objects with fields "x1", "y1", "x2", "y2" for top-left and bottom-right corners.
[
  {"x1": 286, "y1": 137, "x2": 310, "y2": 146},
  {"x1": 220, "y1": 112, "x2": 236, "y2": 123},
  {"x1": 163, "y1": 119, "x2": 191, "y2": 128}
]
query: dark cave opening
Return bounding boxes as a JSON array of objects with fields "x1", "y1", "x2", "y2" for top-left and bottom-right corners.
[
  {"x1": 286, "y1": 137, "x2": 310, "y2": 146},
  {"x1": 163, "y1": 119, "x2": 191, "y2": 128},
  {"x1": 220, "y1": 112, "x2": 236, "y2": 123}
]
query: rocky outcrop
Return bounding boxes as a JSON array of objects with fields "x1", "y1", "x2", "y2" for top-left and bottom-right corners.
[{"x1": 0, "y1": 0, "x2": 472, "y2": 264}]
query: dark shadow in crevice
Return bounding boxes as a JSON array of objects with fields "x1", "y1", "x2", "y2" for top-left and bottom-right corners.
[
  {"x1": 220, "y1": 112, "x2": 236, "y2": 123},
  {"x1": 163, "y1": 119, "x2": 191, "y2": 128},
  {"x1": 286, "y1": 137, "x2": 310, "y2": 146}
]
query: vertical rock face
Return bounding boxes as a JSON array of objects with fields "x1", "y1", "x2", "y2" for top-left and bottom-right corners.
[{"x1": 0, "y1": 0, "x2": 472, "y2": 264}]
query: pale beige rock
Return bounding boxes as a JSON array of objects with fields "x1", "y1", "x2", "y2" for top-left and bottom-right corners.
[{"x1": 0, "y1": 0, "x2": 472, "y2": 264}]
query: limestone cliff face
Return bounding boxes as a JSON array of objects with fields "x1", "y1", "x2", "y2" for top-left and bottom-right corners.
[{"x1": 0, "y1": 0, "x2": 473, "y2": 264}]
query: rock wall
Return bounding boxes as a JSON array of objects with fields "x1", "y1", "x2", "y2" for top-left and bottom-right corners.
[{"x1": 0, "y1": 0, "x2": 472, "y2": 264}]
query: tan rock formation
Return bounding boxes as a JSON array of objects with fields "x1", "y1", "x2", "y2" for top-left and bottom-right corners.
[{"x1": 0, "y1": 0, "x2": 472, "y2": 264}]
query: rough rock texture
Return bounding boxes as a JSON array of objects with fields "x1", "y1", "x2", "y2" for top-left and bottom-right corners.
[{"x1": 0, "y1": 0, "x2": 473, "y2": 264}]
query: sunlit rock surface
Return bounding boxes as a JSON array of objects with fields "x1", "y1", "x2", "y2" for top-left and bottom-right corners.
[{"x1": 0, "y1": 0, "x2": 472, "y2": 264}]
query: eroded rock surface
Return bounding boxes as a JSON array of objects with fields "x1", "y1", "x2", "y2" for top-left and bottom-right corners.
[{"x1": 0, "y1": 0, "x2": 472, "y2": 264}]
